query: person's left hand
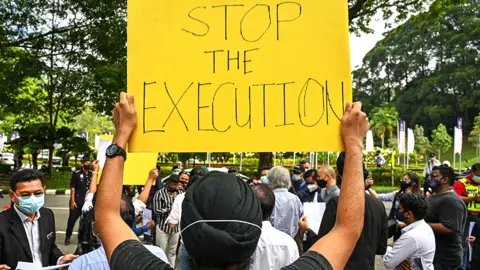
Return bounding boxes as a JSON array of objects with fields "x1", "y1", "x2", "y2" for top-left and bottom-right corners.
[
  {"x1": 59, "y1": 254, "x2": 79, "y2": 264},
  {"x1": 399, "y1": 260, "x2": 412, "y2": 270},
  {"x1": 298, "y1": 216, "x2": 310, "y2": 234},
  {"x1": 468, "y1": 236, "x2": 476, "y2": 244},
  {"x1": 113, "y1": 92, "x2": 137, "y2": 140},
  {"x1": 397, "y1": 221, "x2": 407, "y2": 229}
]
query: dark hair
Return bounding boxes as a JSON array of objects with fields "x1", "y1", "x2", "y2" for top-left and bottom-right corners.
[
  {"x1": 10, "y1": 169, "x2": 45, "y2": 191},
  {"x1": 258, "y1": 166, "x2": 271, "y2": 173},
  {"x1": 376, "y1": 150, "x2": 381, "y2": 155},
  {"x1": 300, "y1": 160, "x2": 309, "y2": 165},
  {"x1": 120, "y1": 194, "x2": 135, "y2": 227},
  {"x1": 190, "y1": 167, "x2": 207, "y2": 178},
  {"x1": 228, "y1": 167, "x2": 238, "y2": 174},
  {"x1": 402, "y1": 173, "x2": 422, "y2": 195},
  {"x1": 472, "y1": 163, "x2": 480, "y2": 173},
  {"x1": 304, "y1": 169, "x2": 316, "y2": 179},
  {"x1": 167, "y1": 174, "x2": 180, "y2": 183},
  {"x1": 432, "y1": 166, "x2": 441, "y2": 172},
  {"x1": 179, "y1": 171, "x2": 189, "y2": 178},
  {"x1": 336, "y1": 152, "x2": 368, "y2": 188},
  {"x1": 252, "y1": 184, "x2": 275, "y2": 221},
  {"x1": 440, "y1": 166, "x2": 456, "y2": 186},
  {"x1": 122, "y1": 185, "x2": 134, "y2": 193},
  {"x1": 189, "y1": 258, "x2": 251, "y2": 270},
  {"x1": 399, "y1": 193, "x2": 429, "y2": 221},
  {"x1": 172, "y1": 165, "x2": 180, "y2": 171}
]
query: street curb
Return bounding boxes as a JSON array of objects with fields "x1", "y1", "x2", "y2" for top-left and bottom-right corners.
[{"x1": 0, "y1": 189, "x2": 71, "y2": 195}]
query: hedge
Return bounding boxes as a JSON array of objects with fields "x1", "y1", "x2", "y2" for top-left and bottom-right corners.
[{"x1": 367, "y1": 167, "x2": 425, "y2": 187}]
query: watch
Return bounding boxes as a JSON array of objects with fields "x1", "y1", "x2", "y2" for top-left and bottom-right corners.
[{"x1": 105, "y1": 144, "x2": 127, "y2": 161}]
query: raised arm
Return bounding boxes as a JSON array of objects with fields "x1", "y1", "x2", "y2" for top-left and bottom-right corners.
[
  {"x1": 89, "y1": 160, "x2": 100, "y2": 194},
  {"x1": 138, "y1": 168, "x2": 157, "y2": 204},
  {"x1": 95, "y1": 92, "x2": 138, "y2": 261},
  {"x1": 308, "y1": 102, "x2": 369, "y2": 270}
]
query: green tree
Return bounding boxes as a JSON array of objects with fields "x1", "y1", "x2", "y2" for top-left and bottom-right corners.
[
  {"x1": 469, "y1": 113, "x2": 480, "y2": 147},
  {"x1": 72, "y1": 107, "x2": 114, "y2": 147},
  {"x1": 431, "y1": 124, "x2": 452, "y2": 160},
  {"x1": 353, "y1": 1, "x2": 480, "y2": 136},
  {"x1": 413, "y1": 125, "x2": 431, "y2": 156},
  {"x1": 369, "y1": 105, "x2": 399, "y2": 148}
]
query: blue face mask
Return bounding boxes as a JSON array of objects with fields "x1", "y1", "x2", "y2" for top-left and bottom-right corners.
[
  {"x1": 260, "y1": 176, "x2": 268, "y2": 184},
  {"x1": 292, "y1": 174, "x2": 301, "y2": 182},
  {"x1": 15, "y1": 193, "x2": 45, "y2": 214},
  {"x1": 172, "y1": 171, "x2": 180, "y2": 176},
  {"x1": 472, "y1": 176, "x2": 480, "y2": 183}
]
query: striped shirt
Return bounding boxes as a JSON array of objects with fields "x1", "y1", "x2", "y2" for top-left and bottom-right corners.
[{"x1": 153, "y1": 187, "x2": 182, "y2": 234}]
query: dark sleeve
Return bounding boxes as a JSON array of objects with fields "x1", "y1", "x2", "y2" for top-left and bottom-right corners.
[
  {"x1": 317, "y1": 199, "x2": 337, "y2": 238},
  {"x1": 70, "y1": 172, "x2": 76, "y2": 188},
  {"x1": 48, "y1": 210, "x2": 64, "y2": 265},
  {"x1": 438, "y1": 196, "x2": 465, "y2": 233},
  {"x1": 111, "y1": 239, "x2": 173, "y2": 270},
  {"x1": 281, "y1": 251, "x2": 333, "y2": 270},
  {"x1": 376, "y1": 200, "x2": 388, "y2": 255},
  {"x1": 304, "y1": 229, "x2": 321, "y2": 250}
]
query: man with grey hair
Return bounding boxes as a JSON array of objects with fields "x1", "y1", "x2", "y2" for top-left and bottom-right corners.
[{"x1": 268, "y1": 166, "x2": 303, "y2": 239}]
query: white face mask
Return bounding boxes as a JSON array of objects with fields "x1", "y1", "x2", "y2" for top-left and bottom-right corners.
[{"x1": 307, "y1": 184, "x2": 318, "y2": 193}]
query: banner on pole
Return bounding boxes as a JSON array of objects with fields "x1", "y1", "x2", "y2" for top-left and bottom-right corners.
[
  {"x1": 454, "y1": 127, "x2": 463, "y2": 154},
  {"x1": 399, "y1": 120, "x2": 406, "y2": 154},
  {"x1": 79, "y1": 132, "x2": 89, "y2": 141},
  {"x1": 407, "y1": 128, "x2": 415, "y2": 154},
  {"x1": 127, "y1": 0, "x2": 352, "y2": 153},
  {"x1": 366, "y1": 130, "x2": 374, "y2": 152}
]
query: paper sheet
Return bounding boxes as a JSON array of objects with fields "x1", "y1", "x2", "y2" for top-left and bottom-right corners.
[
  {"x1": 303, "y1": 203, "x2": 327, "y2": 235},
  {"x1": 469, "y1": 221, "x2": 475, "y2": 262},
  {"x1": 16, "y1": 262, "x2": 70, "y2": 270},
  {"x1": 143, "y1": 208, "x2": 152, "y2": 236}
]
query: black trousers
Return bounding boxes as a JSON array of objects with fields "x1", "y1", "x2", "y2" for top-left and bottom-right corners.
[{"x1": 66, "y1": 201, "x2": 83, "y2": 238}]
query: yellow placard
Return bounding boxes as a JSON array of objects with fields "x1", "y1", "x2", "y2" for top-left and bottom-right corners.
[
  {"x1": 97, "y1": 135, "x2": 158, "y2": 185},
  {"x1": 127, "y1": 0, "x2": 352, "y2": 152}
]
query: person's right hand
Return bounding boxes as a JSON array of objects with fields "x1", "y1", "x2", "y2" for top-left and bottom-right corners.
[
  {"x1": 0, "y1": 264, "x2": 11, "y2": 270},
  {"x1": 340, "y1": 102, "x2": 369, "y2": 151},
  {"x1": 82, "y1": 200, "x2": 93, "y2": 213},
  {"x1": 474, "y1": 194, "x2": 480, "y2": 203},
  {"x1": 365, "y1": 179, "x2": 374, "y2": 186},
  {"x1": 91, "y1": 160, "x2": 100, "y2": 172},
  {"x1": 468, "y1": 236, "x2": 476, "y2": 244},
  {"x1": 147, "y1": 220, "x2": 156, "y2": 229},
  {"x1": 149, "y1": 168, "x2": 159, "y2": 180},
  {"x1": 70, "y1": 201, "x2": 77, "y2": 210},
  {"x1": 113, "y1": 92, "x2": 137, "y2": 140},
  {"x1": 397, "y1": 221, "x2": 407, "y2": 229},
  {"x1": 298, "y1": 216, "x2": 310, "y2": 234}
]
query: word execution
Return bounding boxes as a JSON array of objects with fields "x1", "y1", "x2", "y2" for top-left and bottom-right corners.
[{"x1": 128, "y1": 0, "x2": 352, "y2": 152}]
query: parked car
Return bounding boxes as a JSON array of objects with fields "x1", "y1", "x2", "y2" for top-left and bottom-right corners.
[
  {"x1": 37, "y1": 153, "x2": 62, "y2": 166},
  {"x1": 0, "y1": 153, "x2": 15, "y2": 166}
]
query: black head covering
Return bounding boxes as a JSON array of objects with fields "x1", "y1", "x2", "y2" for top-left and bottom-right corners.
[{"x1": 181, "y1": 171, "x2": 262, "y2": 266}]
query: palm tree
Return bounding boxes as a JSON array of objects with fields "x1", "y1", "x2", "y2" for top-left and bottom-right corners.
[{"x1": 369, "y1": 105, "x2": 399, "y2": 148}]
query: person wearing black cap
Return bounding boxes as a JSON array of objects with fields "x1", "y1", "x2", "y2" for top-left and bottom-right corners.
[
  {"x1": 292, "y1": 164, "x2": 310, "y2": 203},
  {"x1": 153, "y1": 174, "x2": 183, "y2": 267},
  {"x1": 95, "y1": 94, "x2": 370, "y2": 270},
  {"x1": 65, "y1": 155, "x2": 94, "y2": 245}
]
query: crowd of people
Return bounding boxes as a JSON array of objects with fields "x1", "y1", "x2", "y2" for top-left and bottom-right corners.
[{"x1": 0, "y1": 93, "x2": 478, "y2": 270}]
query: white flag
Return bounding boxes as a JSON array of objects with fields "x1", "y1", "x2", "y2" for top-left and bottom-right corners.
[
  {"x1": 407, "y1": 128, "x2": 415, "y2": 154},
  {"x1": 399, "y1": 121, "x2": 406, "y2": 154},
  {"x1": 366, "y1": 130, "x2": 374, "y2": 151},
  {"x1": 95, "y1": 135, "x2": 101, "y2": 150},
  {"x1": 454, "y1": 127, "x2": 463, "y2": 154}
]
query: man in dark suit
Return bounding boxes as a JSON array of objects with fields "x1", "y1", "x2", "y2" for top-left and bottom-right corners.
[{"x1": 0, "y1": 169, "x2": 78, "y2": 269}]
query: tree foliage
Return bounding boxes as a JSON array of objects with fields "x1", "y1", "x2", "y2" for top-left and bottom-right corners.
[
  {"x1": 72, "y1": 107, "x2": 114, "y2": 147},
  {"x1": 353, "y1": 1, "x2": 480, "y2": 136},
  {"x1": 369, "y1": 104, "x2": 399, "y2": 148},
  {"x1": 431, "y1": 124, "x2": 453, "y2": 160},
  {"x1": 413, "y1": 125, "x2": 431, "y2": 156},
  {"x1": 469, "y1": 113, "x2": 480, "y2": 147}
]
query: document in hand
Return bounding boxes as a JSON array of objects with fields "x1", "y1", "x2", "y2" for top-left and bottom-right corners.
[{"x1": 16, "y1": 262, "x2": 71, "y2": 270}]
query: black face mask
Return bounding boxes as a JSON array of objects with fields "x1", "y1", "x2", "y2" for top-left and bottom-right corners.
[
  {"x1": 317, "y1": 179, "x2": 327, "y2": 188},
  {"x1": 127, "y1": 190, "x2": 136, "y2": 198},
  {"x1": 167, "y1": 187, "x2": 177, "y2": 193},
  {"x1": 83, "y1": 165, "x2": 92, "y2": 171}
]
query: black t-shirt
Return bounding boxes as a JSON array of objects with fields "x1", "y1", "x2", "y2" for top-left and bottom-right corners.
[
  {"x1": 424, "y1": 190, "x2": 467, "y2": 266},
  {"x1": 308, "y1": 194, "x2": 388, "y2": 270},
  {"x1": 70, "y1": 170, "x2": 91, "y2": 205},
  {"x1": 111, "y1": 240, "x2": 333, "y2": 270}
]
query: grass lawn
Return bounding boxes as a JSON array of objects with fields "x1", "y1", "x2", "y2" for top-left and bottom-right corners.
[
  {"x1": 373, "y1": 186, "x2": 399, "y2": 193},
  {"x1": 442, "y1": 142, "x2": 479, "y2": 170}
]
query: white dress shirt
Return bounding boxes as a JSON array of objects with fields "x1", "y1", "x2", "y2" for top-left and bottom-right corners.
[
  {"x1": 133, "y1": 198, "x2": 146, "y2": 216},
  {"x1": 166, "y1": 192, "x2": 185, "y2": 227},
  {"x1": 383, "y1": 219, "x2": 435, "y2": 270},
  {"x1": 250, "y1": 221, "x2": 299, "y2": 270},
  {"x1": 14, "y1": 205, "x2": 42, "y2": 266}
]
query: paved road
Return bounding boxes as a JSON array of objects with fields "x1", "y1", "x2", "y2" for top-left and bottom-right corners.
[{"x1": 0, "y1": 195, "x2": 392, "y2": 269}]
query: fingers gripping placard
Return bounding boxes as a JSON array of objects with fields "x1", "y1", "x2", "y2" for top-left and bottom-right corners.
[{"x1": 128, "y1": 0, "x2": 352, "y2": 153}]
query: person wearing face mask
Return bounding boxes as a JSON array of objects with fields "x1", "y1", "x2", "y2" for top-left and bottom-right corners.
[
  {"x1": 424, "y1": 166, "x2": 467, "y2": 270},
  {"x1": 305, "y1": 170, "x2": 321, "y2": 202},
  {"x1": 291, "y1": 165, "x2": 309, "y2": 203},
  {"x1": 259, "y1": 166, "x2": 271, "y2": 185},
  {"x1": 382, "y1": 193, "x2": 435, "y2": 270},
  {"x1": 153, "y1": 175, "x2": 183, "y2": 267},
  {"x1": 367, "y1": 172, "x2": 423, "y2": 240},
  {"x1": 0, "y1": 169, "x2": 78, "y2": 269},
  {"x1": 172, "y1": 165, "x2": 181, "y2": 176},
  {"x1": 316, "y1": 166, "x2": 340, "y2": 204},
  {"x1": 453, "y1": 163, "x2": 480, "y2": 270},
  {"x1": 66, "y1": 155, "x2": 94, "y2": 245}
]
